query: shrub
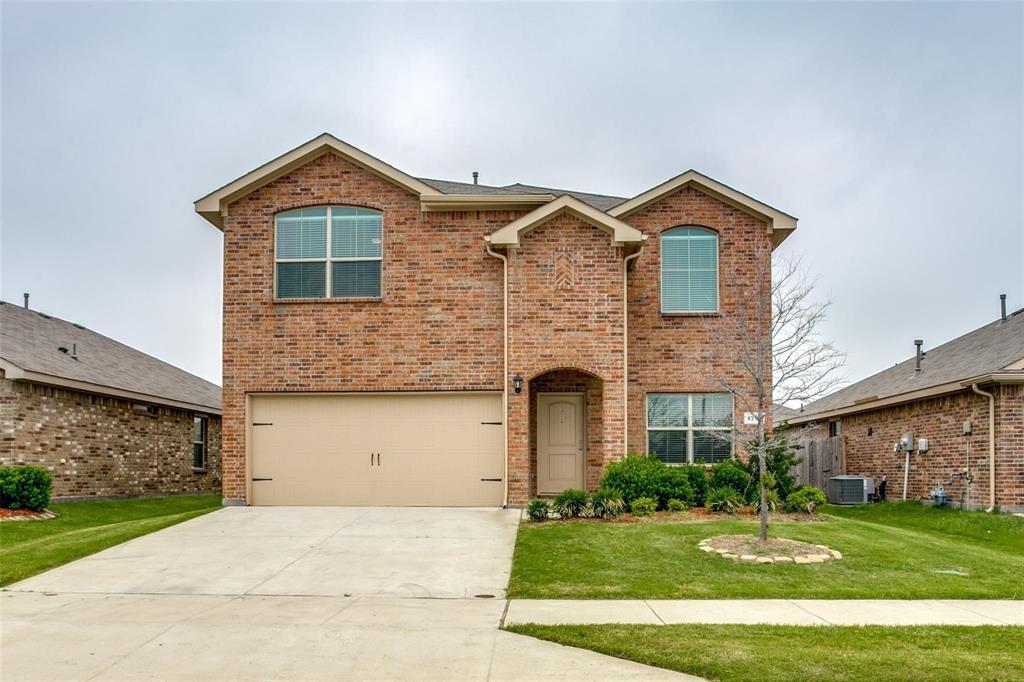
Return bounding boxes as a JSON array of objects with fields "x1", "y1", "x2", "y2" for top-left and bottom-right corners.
[
  {"x1": 658, "y1": 467, "x2": 695, "y2": 509},
  {"x1": 679, "y1": 464, "x2": 709, "y2": 506},
  {"x1": 753, "y1": 489, "x2": 781, "y2": 515},
  {"x1": 600, "y1": 454, "x2": 665, "y2": 505},
  {"x1": 667, "y1": 498, "x2": 688, "y2": 512},
  {"x1": 630, "y1": 496, "x2": 658, "y2": 517},
  {"x1": 710, "y1": 461, "x2": 752, "y2": 500},
  {"x1": 741, "y1": 433, "x2": 803, "y2": 498},
  {"x1": 784, "y1": 485, "x2": 828, "y2": 513},
  {"x1": 526, "y1": 498, "x2": 550, "y2": 522},
  {"x1": 590, "y1": 488, "x2": 626, "y2": 519},
  {"x1": 552, "y1": 488, "x2": 589, "y2": 518},
  {"x1": 0, "y1": 466, "x2": 52, "y2": 511},
  {"x1": 600, "y1": 454, "x2": 694, "y2": 509},
  {"x1": 707, "y1": 486, "x2": 744, "y2": 514}
]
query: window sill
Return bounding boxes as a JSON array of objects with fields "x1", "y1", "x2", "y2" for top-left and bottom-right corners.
[
  {"x1": 273, "y1": 297, "x2": 383, "y2": 305},
  {"x1": 191, "y1": 467, "x2": 208, "y2": 473},
  {"x1": 660, "y1": 311, "x2": 722, "y2": 317}
]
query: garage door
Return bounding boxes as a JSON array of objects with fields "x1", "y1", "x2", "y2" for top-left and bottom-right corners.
[{"x1": 250, "y1": 393, "x2": 504, "y2": 506}]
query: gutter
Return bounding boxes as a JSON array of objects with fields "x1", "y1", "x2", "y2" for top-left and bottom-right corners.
[
  {"x1": 622, "y1": 246, "x2": 644, "y2": 453},
  {"x1": 970, "y1": 383, "x2": 997, "y2": 512},
  {"x1": 485, "y1": 241, "x2": 510, "y2": 508}
]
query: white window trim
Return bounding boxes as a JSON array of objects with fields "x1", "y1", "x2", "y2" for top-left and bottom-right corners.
[
  {"x1": 659, "y1": 226, "x2": 720, "y2": 314},
  {"x1": 273, "y1": 206, "x2": 384, "y2": 300},
  {"x1": 646, "y1": 393, "x2": 734, "y2": 464}
]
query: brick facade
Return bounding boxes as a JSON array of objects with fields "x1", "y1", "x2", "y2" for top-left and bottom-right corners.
[
  {"x1": 220, "y1": 152, "x2": 772, "y2": 505},
  {"x1": 797, "y1": 385, "x2": 1024, "y2": 511},
  {"x1": 1, "y1": 372, "x2": 221, "y2": 500}
]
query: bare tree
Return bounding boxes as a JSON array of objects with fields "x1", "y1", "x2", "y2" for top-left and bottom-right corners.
[
  {"x1": 701, "y1": 253, "x2": 844, "y2": 541},
  {"x1": 772, "y1": 255, "x2": 845, "y2": 408}
]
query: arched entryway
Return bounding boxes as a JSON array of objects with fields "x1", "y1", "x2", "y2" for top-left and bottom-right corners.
[{"x1": 529, "y1": 368, "x2": 604, "y2": 497}]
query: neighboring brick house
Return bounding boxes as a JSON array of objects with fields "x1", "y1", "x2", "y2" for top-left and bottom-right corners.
[
  {"x1": 785, "y1": 303, "x2": 1024, "y2": 512},
  {"x1": 194, "y1": 133, "x2": 797, "y2": 506},
  {"x1": 0, "y1": 301, "x2": 222, "y2": 500}
]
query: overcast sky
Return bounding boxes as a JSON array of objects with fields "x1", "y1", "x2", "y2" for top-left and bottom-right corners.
[{"x1": 2, "y1": 2, "x2": 1022, "y2": 393}]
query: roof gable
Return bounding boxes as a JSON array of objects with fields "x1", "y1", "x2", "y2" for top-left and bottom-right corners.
[
  {"x1": 195, "y1": 134, "x2": 442, "y2": 229},
  {"x1": 486, "y1": 195, "x2": 646, "y2": 247},
  {"x1": 608, "y1": 170, "x2": 798, "y2": 247}
]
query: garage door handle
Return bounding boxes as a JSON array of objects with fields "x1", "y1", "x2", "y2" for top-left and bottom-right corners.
[
  {"x1": 252, "y1": 477, "x2": 273, "y2": 481},
  {"x1": 377, "y1": 453, "x2": 381, "y2": 466},
  {"x1": 480, "y1": 478, "x2": 502, "y2": 482}
]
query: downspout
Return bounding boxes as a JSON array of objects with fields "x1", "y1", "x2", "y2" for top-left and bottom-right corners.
[
  {"x1": 970, "y1": 383, "x2": 996, "y2": 512},
  {"x1": 486, "y1": 240, "x2": 509, "y2": 507},
  {"x1": 622, "y1": 245, "x2": 645, "y2": 455}
]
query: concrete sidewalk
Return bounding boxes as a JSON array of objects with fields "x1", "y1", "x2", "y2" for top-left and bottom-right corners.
[{"x1": 504, "y1": 599, "x2": 1024, "y2": 627}]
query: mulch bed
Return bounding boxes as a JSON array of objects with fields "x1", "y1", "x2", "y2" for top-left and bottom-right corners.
[
  {"x1": 538, "y1": 508, "x2": 826, "y2": 524},
  {"x1": 699, "y1": 534, "x2": 842, "y2": 564},
  {"x1": 0, "y1": 508, "x2": 58, "y2": 522}
]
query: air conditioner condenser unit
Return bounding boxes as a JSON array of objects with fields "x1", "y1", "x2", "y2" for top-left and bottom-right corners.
[{"x1": 827, "y1": 475, "x2": 874, "y2": 504}]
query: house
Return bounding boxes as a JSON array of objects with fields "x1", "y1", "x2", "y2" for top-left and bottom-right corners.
[
  {"x1": 0, "y1": 301, "x2": 222, "y2": 500},
  {"x1": 194, "y1": 133, "x2": 797, "y2": 507},
  {"x1": 785, "y1": 301, "x2": 1024, "y2": 512}
]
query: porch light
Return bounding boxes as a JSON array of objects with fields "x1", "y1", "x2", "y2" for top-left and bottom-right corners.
[{"x1": 512, "y1": 374, "x2": 523, "y2": 394}]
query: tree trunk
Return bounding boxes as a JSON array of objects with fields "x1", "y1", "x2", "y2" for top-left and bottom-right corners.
[{"x1": 757, "y1": 395, "x2": 768, "y2": 542}]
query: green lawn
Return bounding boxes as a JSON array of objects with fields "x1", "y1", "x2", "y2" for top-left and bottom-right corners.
[
  {"x1": 508, "y1": 504, "x2": 1024, "y2": 599},
  {"x1": 506, "y1": 624, "x2": 1024, "y2": 682},
  {"x1": 0, "y1": 494, "x2": 221, "y2": 586}
]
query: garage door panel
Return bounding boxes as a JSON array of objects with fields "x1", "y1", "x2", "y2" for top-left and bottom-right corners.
[{"x1": 251, "y1": 393, "x2": 503, "y2": 506}]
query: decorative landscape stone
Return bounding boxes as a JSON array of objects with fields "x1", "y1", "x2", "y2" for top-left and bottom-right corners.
[{"x1": 699, "y1": 535, "x2": 843, "y2": 565}]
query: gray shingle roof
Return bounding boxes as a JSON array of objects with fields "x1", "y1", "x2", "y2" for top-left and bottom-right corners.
[
  {"x1": 417, "y1": 177, "x2": 625, "y2": 211},
  {"x1": 794, "y1": 308, "x2": 1024, "y2": 420},
  {"x1": 0, "y1": 302, "x2": 220, "y2": 412}
]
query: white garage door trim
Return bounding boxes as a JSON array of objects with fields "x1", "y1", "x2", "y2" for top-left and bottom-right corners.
[{"x1": 246, "y1": 391, "x2": 504, "y2": 507}]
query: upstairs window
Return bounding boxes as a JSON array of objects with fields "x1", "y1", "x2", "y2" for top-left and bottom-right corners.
[
  {"x1": 647, "y1": 393, "x2": 733, "y2": 464},
  {"x1": 661, "y1": 226, "x2": 718, "y2": 313},
  {"x1": 275, "y1": 206, "x2": 382, "y2": 299}
]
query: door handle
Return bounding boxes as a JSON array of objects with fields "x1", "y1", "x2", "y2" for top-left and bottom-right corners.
[
  {"x1": 370, "y1": 453, "x2": 374, "y2": 467},
  {"x1": 377, "y1": 452, "x2": 381, "y2": 466}
]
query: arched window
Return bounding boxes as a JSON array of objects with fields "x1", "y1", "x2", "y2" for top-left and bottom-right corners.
[
  {"x1": 660, "y1": 226, "x2": 718, "y2": 313},
  {"x1": 275, "y1": 206, "x2": 382, "y2": 299}
]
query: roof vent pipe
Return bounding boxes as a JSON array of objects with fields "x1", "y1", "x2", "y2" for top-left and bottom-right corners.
[
  {"x1": 1000, "y1": 293, "x2": 1007, "y2": 322},
  {"x1": 23, "y1": 292, "x2": 29, "y2": 309},
  {"x1": 71, "y1": 343, "x2": 78, "y2": 361},
  {"x1": 914, "y1": 339, "x2": 925, "y2": 372},
  {"x1": 472, "y1": 171, "x2": 479, "y2": 185}
]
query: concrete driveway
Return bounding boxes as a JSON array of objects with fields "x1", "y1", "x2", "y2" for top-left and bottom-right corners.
[{"x1": 1, "y1": 507, "x2": 694, "y2": 681}]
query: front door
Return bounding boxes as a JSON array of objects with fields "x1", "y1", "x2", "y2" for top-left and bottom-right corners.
[{"x1": 537, "y1": 393, "x2": 585, "y2": 495}]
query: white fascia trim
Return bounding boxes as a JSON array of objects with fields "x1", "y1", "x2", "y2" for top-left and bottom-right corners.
[
  {"x1": 420, "y1": 194, "x2": 556, "y2": 212},
  {"x1": 608, "y1": 170, "x2": 798, "y2": 247},
  {"x1": 194, "y1": 133, "x2": 443, "y2": 229},
  {"x1": 0, "y1": 359, "x2": 221, "y2": 415},
  {"x1": 487, "y1": 195, "x2": 646, "y2": 247}
]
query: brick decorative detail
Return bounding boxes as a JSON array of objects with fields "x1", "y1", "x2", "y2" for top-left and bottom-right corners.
[
  {"x1": 0, "y1": 374, "x2": 221, "y2": 499},
  {"x1": 553, "y1": 250, "x2": 574, "y2": 289}
]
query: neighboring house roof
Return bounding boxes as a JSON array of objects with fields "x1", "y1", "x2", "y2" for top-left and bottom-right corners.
[
  {"x1": 486, "y1": 195, "x2": 646, "y2": 247},
  {"x1": 0, "y1": 302, "x2": 221, "y2": 414},
  {"x1": 772, "y1": 404, "x2": 801, "y2": 423},
  {"x1": 195, "y1": 134, "x2": 797, "y2": 245},
  {"x1": 789, "y1": 307, "x2": 1024, "y2": 424}
]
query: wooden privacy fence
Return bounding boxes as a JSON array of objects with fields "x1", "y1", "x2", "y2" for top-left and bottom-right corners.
[{"x1": 793, "y1": 436, "x2": 845, "y2": 490}]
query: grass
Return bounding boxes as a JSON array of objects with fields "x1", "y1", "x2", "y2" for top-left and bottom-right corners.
[
  {"x1": 508, "y1": 503, "x2": 1024, "y2": 599},
  {"x1": 0, "y1": 494, "x2": 221, "y2": 586},
  {"x1": 506, "y1": 623, "x2": 1024, "y2": 682}
]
